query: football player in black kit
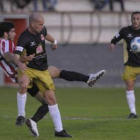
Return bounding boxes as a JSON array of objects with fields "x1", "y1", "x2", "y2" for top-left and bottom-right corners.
[
  {"x1": 14, "y1": 12, "x2": 106, "y2": 137},
  {"x1": 0, "y1": 21, "x2": 105, "y2": 137},
  {"x1": 15, "y1": 12, "x2": 72, "y2": 138},
  {"x1": 109, "y1": 11, "x2": 140, "y2": 119}
]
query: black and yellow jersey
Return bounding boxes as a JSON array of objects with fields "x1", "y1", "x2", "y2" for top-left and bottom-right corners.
[
  {"x1": 15, "y1": 27, "x2": 48, "y2": 70},
  {"x1": 111, "y1": 26, "x2": 140, "y2": 67}
]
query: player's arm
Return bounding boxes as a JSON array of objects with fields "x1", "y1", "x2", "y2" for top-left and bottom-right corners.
[
  {"x1": 3, "y1": 52, "x2": 27, "y2": 70},
  {"x1": 109, "y1": 43, "x2": 116, "y2": 51},
  {"x1": 14, "y1": 47, "x2": 28, "y2": 62},
  {"x1": 14, "y1": 33, "x2": 34, "y2": 63},
  {"x1": 14, "y1": 35, "x2": 29, "y2": 68},
  {"x1": 109, "y1": 28, "x2": 124, "y2": 51},
  {"x1": 20, "y1": 53, "x2": 35, "y2": 63},
  {"x1": 0, "y1": 40, "x2": 27, "y2": 70},
  {"x1": 45, "y1": 33, "x2": 58, "y2": 50}
]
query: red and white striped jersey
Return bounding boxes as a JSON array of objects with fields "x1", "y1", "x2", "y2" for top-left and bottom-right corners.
[{"x1": 0, "y1": 39, "x2": 17, "y2": 83}]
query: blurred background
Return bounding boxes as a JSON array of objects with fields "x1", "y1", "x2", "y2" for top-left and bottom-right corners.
[{"x1": 0, "y1": 0, "x2": 140, "y2": 87}]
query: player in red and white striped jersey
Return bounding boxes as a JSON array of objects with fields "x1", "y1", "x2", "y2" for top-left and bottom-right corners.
[
  {"x1": 0, "y1": 21, "x2": 27, "y2": 82},
  {"x1": 0, "y1": 21, "x2": 28, "y2": 125},
  {"x1": 0, "y1": 39, "x2": 18, "y2": 82}
]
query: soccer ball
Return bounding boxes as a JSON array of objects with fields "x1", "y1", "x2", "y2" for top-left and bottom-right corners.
[{"x1": 130, "y1": 37, "x2": 140, "y2": 53}]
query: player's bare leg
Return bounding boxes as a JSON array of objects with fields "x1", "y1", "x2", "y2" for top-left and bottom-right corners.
[
  {"x1": 45, "y1": 90, "x2": 72, "y2": 138},
  {"x1": 48, "y1": 66, "x2": 106, "y2": 86},
  {"x1": 16, "y1": 75, "x2": 30, "y2": 126}
]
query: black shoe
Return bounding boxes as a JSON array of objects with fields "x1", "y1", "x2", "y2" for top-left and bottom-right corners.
[
  {"x1": 127, "y1": 113, "x2": 138, "y2": 119},
  {"x1": 15, "y1": 116, "x2": 25, "y2": 126},
  {"x1": 55, "y1": 130, "x2": 73, "y2": 138}
]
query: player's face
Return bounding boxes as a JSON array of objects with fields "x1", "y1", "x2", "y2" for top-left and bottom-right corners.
[
  {"x1": 8, "y1": 28, "x2": 16, "y2": 41},
  {"x1": 131, "y1": 13, "x2": 140, "y2": 30},
  {"x1": 33, "y1": 18, "x2": 45, "y2": 34}
]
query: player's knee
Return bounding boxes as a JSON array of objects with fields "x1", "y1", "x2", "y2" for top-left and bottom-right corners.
[
  {"x1": 127, "y1": 86, "x2": 134, "y2": 91},
  {"x1": 19, "y1": 81, "x2": 28, "y2": 91},
  {"x1": 48, "y1": 66, "x2": 61, "y2": 78},
  {"x1": 126, "y1": 84, "x2": 134, "y2": 90},
  {"x1": 45, "y1": 93, "x2": 57, "y2": 105},
  {"x1": 47, "y1": 98, "x2": 57, "y2": 105}
]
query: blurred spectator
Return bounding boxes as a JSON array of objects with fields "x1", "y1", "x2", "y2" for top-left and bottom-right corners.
[
  {"x1": 90, "y1": 0, "x2": 124, "y2": 11},
  {"x1": 93, "y1": 0, "x2": 109, "y2": 10},
  {"x1": 33, "y1": 0, "x2": 47, "y2": 11},
  {"x1": 33, "y1": 0, "x2": 57, "y2": 11},
  {"x1": 90, "y1": 0, "x2": 108, "y2": 10},
  {"x1": 109, "y1": 0, "x2": 124, "y2": 11},
  {"x1": 49, "y1": 0, "x2": 57, "y2": 10},
  {"x1": 11, "y1": 0, "x2": 32, "y2": 13},
  {"x1": 0, "y1": 0, "x2": 5, "y2": 13}
]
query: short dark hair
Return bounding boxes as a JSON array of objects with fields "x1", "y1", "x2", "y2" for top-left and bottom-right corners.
[
  {"x1": 0, "y1": 21, "x2": 15, "y2": 37},
  {"x1": 131, "y1": 11, "x2": 140, "y2": 18}
]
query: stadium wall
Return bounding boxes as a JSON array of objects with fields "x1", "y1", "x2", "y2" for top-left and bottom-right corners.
[
  {"x1": 46, "y1": 43, "x2": 140, "y2": 88},
  {"x1": 0, "y1": 43, "x2": 129, "y2": 87}
]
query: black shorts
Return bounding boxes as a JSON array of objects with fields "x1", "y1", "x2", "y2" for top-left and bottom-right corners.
[{"x1": 27, "y1": 82, "x2": 39, "y2": 97}]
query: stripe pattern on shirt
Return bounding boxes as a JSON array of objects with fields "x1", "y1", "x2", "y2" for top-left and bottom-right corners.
[{"x1": 0, "y1": 39, "x2": 17, "y2": 83}]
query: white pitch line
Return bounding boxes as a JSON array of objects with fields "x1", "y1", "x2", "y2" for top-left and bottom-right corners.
[{"x1": 1, "y1": 115, "x2": 139, "y2": 121}]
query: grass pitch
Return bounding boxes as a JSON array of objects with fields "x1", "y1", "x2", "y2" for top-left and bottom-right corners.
[{"x1": 0, "y1": 87, "x2": 140, "y2": 140}]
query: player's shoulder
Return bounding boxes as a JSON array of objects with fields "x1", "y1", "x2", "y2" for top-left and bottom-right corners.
[
  {"x1": 121, "y1": 26, "x2": 131, "y2": 31},
  {"x1": 0, "y1": 39, "x2": 14, "y2": 53},
  {"x1": 0, "y1": 39, "x2": 13, "y2": 44},
  {"x1": 43, "y1": 26, "x2": 47, "y2": 31},
  {"x1": 119, "y1": 26, "x2": 132, "y2": 34},
  {"x1": 0, "y1": 38, "x2": 6, "y2": 43},
  {"x1": 18, "y1": 29, "x2": 30, "y2": 43},
  {"x1": 0, "y1": 39, "x2": 6, "y2": 48},
  {"x1": 0, "y1": 39, "x2": 5, "y2": 50},
  {"x1": 19, "y1": 29, "x2": 29, "y2": 38},
  {"x1": 41, "y1": 26, "x2": 47, "y2": 35}
]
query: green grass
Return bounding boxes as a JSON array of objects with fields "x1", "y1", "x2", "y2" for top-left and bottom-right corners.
[{"x1": 0, "y1": 87, "x2": 140, "y2": 140}]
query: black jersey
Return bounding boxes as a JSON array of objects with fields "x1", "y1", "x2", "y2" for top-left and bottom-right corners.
[
  {"x1": 111, "y1": 26, "x2": 140, "y2": 67},
  {"x1": 15, "y1": 27, "x2": 48, "y2": 70}
]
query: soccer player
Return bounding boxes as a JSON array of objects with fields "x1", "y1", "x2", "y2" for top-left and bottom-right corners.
[
  {"x1": 0, "y1": 20, "x2": 106, "y2": 137},
  {"x1": 109, "y1": 11, "x2": 140, "y2": 119},
  {"x1": 14, "y1": 12, "x2": 106, "y2": 137},
  {"x1": 0, "y1": 22, "x2": 27, "y2": 74}
]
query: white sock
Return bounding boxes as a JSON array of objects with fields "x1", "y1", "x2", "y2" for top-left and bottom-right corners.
[
  {"x1": 126, "y1": 90, "x2": 136, "y2": 114},
  {"x1": 48, "y1": 104, "x2": 63, "y2": 132},
  {"x1": 17, "y1": 92, "x2": 27, "y2": 117}
]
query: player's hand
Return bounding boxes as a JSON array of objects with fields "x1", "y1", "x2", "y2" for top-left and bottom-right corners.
[
  {"x1": 109, "y1": 43, "x2": 115, "y2": 51},
  {"x1": 27, "y1": 54, "x2": 35, "y2": 61},
  {"x1": 18, "y1": 63, "x2": 27, "y2": 71},
  {"x1": 51, "y1": 44, "x2": 58, "y2": 50},
  {"x1": 21, "y1": 53, "x2": 35, "y2": 62}
]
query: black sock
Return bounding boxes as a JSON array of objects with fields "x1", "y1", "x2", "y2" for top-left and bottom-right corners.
[
  {"x1": 31, "y1": 104, "x2": 49, "y2": 123},
  {"x1": 59, "y1": 70, "x2": 89, "y2": 82}
]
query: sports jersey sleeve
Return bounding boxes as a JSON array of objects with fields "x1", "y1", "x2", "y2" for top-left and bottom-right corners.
[
  {"x1": 0, "y1": 40, "x2": 14, "y2": 56},
  {"x1": 14, "y1": 34, "x2": 25, "y2": 55},
  {"x1": 111, "y1": 28, "x2": 124, "y2": 44}
]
